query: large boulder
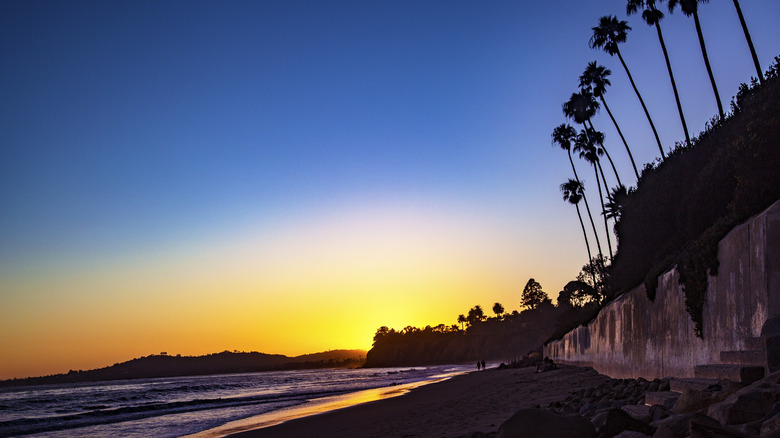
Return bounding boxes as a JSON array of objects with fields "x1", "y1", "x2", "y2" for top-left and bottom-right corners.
[
  {"x1": 497, "y1": 408, "x2": 595, "y2": 438},
  {"x1": 708, "y1": 373, "x2": 780, "y2": 426},
  {"x1": 598, "y1": 408, "x2": 655, "y2": 438}
]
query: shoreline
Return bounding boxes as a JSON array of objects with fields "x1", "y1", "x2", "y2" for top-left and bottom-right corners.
[
  {"x1": 184, "y1": 368, "x2": 469, "y2": 438},
  {"x1": 220, "y1": 365, "x2": 611, "y2": 438}
]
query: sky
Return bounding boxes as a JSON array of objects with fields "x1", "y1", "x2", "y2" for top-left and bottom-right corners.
[{"x1": 1, "y1": 0, "x2": 779, "y2": 380}]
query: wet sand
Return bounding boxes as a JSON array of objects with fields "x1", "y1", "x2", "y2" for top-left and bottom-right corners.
[{"x1": 226, "y1": 365, "x2": 611, "y2": 438}]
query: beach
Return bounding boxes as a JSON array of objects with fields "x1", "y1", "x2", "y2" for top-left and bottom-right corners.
[{"x1": 227, "y1": 365, "x2": 612, "y2": 438}]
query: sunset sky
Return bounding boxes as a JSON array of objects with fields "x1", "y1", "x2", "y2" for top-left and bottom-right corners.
[{"x1": 2, "y1": 0, "x2": 779, "y2": 380}]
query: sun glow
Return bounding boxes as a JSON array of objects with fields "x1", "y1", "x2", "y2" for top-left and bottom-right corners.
[{"x1": 0, "y1": 199, "x2": 528, "y2": 379}]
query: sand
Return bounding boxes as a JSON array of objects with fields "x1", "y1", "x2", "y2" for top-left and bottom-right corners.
[{"x1": 226, "y1": 365, "x2": 612, "y2": 438}]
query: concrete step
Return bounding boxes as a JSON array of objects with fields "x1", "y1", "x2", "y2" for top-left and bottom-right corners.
[
  {"x1": 644, "y1": 391, "x2": 680, "y2": 409},
  {"x1": 694, "y1": 364, "x2": 765, "y2": 384},
  {"x1": 669, "y1": 378, "x2": 719, "y2": 393},
  {"x1": 720, "y1": 349, "x2": 765, "y2": 366},
  {"x1": 744, "y1": 337, "x2": 764, "y2": 351}
]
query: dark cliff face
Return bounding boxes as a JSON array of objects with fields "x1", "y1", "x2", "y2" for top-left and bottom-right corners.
[{"x1": 364, "y1": 309, "x2": 562, "y2": 367}]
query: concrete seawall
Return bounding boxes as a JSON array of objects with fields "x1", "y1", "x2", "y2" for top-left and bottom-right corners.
[{"x1": 544, "y1": 200, "x2": 780, "y2": 379}]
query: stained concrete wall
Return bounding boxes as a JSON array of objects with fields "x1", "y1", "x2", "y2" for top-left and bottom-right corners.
[{"x1": 544, "y1": 200, "x2": 780, "y2": 379}]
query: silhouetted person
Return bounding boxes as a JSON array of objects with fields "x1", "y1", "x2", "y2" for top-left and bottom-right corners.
[
  {"x1": 476, "y1": 361, "x2": 481, "y2": 371},
  {"x1": 481, "y1": 360, "x2": 486, "y2": 370}
]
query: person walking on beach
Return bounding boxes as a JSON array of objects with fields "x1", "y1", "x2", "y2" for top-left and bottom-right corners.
[
  {"x1": 481, "y1": 360, "x2": 486, "y2": 370},
  {"x1": 476, "y1": 361, "x2": 481, "y2": 371}
]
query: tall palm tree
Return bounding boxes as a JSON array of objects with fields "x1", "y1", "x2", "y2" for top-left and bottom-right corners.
[
  {"x1": 574, "y1": 130, "x2": 615, "y2": 260},
  {"x1": 457, "y1": 314, "x2": 466, "y2": 330},
  {"x1": 560, "y1": 179, "x2": 598, "y2": 287},
  {"x1": 667, "y1": 0, "x2": 724, "y2": 120},
  {"x1": 731, "y1": 0, "x2": 763, "y2": 84},
  {"x1": 563, "y1": 90, "x2": 622, "y2": 188},
  {"x1": 626, "y1": 0, "x2": 691, "y2": 146},
  {"x1": 579, "y1": 61, "x2": 640, "y2": 179},
  {"x1": 590, "y1": 15, "x2": 665, "y2": 158},
  {"x1": 552, "y1": 123, "x2": 604, "y2": 259}
]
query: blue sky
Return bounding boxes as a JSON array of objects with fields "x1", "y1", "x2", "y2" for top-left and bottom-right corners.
[{"x1": 1, "y1": 0, "x2": 779, "y2": 378}]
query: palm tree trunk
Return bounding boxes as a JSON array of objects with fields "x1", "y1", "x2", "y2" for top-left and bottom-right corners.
[
  {"x1": 595, "y1": 158, "x2": 611, "y2": 202},
  {"x1": 600, "y1": 96, "x2": 639, "y2": 179},
  {"x1": 732, "y1": 0, "x2": 763, "y2": 84},
  {"x1": 567, "y1": 151, "x2": 581, "y2": 183},
  {"x1": 655, "y1": 21, "x2": 691, "y2": 145},
  {"x1": 693, "y1": 11, "x2": 724, "y2": 119},
  {"x1": 586, "y1": 119, "x2": 622, "y2": 188},
  {"x1": 569, "y1": 151, "x2": 603, "y2": 259},
  {"x1": 615, "y1": 48, "x2": 665, "y2": 158},
  {"x1": 593, "y1": 164, "x2": 614, "y2": 261},
  {"x1": 574, "y1": 204, "x2": 598, "y2": 289},
  {"x1": 581, "y1": 191, "x2": 603, "y2": 261}
]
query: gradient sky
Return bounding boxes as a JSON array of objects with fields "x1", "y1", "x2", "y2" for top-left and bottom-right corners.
[{"x1": 2, "y1": 0, "x2": 779, "y2": 380}]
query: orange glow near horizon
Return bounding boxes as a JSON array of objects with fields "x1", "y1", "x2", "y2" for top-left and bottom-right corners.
[{"x1": 0, "y1": 201, "x2": 577, "y2": 380}]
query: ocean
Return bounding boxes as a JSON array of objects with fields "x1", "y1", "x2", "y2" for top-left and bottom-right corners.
[{"x1": 0, "y1": 365, "x2": 471, "y2": 437}]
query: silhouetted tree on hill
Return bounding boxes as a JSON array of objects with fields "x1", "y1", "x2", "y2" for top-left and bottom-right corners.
[
  {"x1": 493, "y1": 302, "x2": 505, "y2": 319},
  {"x1": 521, "y1": 279, "x2": 548, "y2": 310}
]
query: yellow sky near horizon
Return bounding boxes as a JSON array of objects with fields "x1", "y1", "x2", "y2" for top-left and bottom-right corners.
[{"x1": 1, "y1": 200, "x2": 578, "y2": 380}]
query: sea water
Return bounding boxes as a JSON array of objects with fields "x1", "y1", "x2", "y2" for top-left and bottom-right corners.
[{"x1": 0, "y1": 365, "x2": 470, "y2": 437}]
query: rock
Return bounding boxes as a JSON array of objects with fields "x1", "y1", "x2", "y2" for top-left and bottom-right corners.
[
  {"x1": 760, "y1": 412, "x2": 780, "y2": 437},
  {"x1": 649, "y1": 405, "x2": 670, "y2": 422},
  {"x1": 592, "y1": 411, "x2": 610, "y2": 431},
  {"x1": 622, "y1": 404, "x2": 653, "y2": 423},
  {"x1": 674, "y1": 381, "x2": 742, "y2": 414},
  {"x1": 496, "y1": 408, "x2": 595, "y2": 438},
  {"x1": 651, "y1": 413, "x2": 695, "y2": 438},
  {"x1": 689, "y1": 412, "x2": 757, "y2": 438},
  {"x1": 709, "y1": 390, "x2": 780, "y2": 425},
  {"x1": 614, "y1": 432, "x2": 652, "y2": 438},
  {"x1": 598, "y1": 408, "x2": 655, "y2": 438},
  {"x1": 646, "y1": 392, "x2": 681, "y2": 410}
]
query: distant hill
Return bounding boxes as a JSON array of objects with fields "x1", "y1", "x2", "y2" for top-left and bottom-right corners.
[{"x1": 0, "y1": 349, "x2": 366, "y2": 387}]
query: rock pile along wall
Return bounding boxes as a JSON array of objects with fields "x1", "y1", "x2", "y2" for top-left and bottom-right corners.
[{"x1": 544, "y1": 200, "x2": 780, "y2": 379}]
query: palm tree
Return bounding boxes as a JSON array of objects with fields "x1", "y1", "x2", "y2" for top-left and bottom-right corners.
[
  {"x1": 581, "y1": 128, "x2": 613, "y2": 194},
  {"x1": 492, "y1": 302, "x2": 504, "y2": 319},
  {"x1": 579, "y1": 61, "x2": 640, "y2": 179},
  {"x1": 731, "y1": 0, "x2": 763, "y2": 84},
  {"x1": 575, "y1": 130, "x2": 614, "y2": 260},
  {"x1": 563, "y1": 90, "x2": 622, "y2": 188},
  {"x1": 626, "y1": 0, "x2": 691, "y2": 146},
  {"x1": 667, "y1": 0, "x2": 724, "y2": 120},
  {"x1": 552, "y1": 123, "x2": 604, "y2": 259},
  {"x1": 605, "y1": 184, "x2": 629, "y2": 223},
  {"x1": 457, "y1": 314, "x2": 466, "y2": 331},
  {"x1": 590, "y1": 15, "x2": 665, "y2": 158},
  {"x1": 561, "y1": 179, "x2": 598, "y2": 287}
]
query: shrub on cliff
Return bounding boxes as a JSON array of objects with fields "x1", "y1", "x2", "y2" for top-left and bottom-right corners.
[{"x1": 608, "y1": 57, "x2": 780, "y2": 336}]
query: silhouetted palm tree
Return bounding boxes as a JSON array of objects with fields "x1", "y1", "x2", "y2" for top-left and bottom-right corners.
[
  {"x1": 457, "y1": 314, "x2": 466, "y2": 330},
  {"x1": 604, "y1": 184, "x2": 628, "y2": 223},
  {"x1": 582, "y1": 128, "x2": 613, "y2": 193},
  {"x1": 575, "y1": 130, "x2": 614, "y2": 260},
  {"x1": 492, "y1": 302, "x2": 504, "y2": 319},
  {"x1": 562, "y1": 89, "x2": 598, "y2": 126},
  {"x1": 563, "y1": 90, "x2": 622, "y2": 188},
  {"x1": 731, "y1": 0, "x2": 763, "y2": 84},
  {"x1": 590, "y1": 15, "x2": 665, "y2": 158},
  {"x1": 552, "y1": 123, "x2": 604, "y2": 258},
  {"x1": 561, "y1": 179, "x2": 598, "y2": 287},
  {"x1": 579, "y1": 61, "x2": 639, "y2": 179},
  {"x1": 667, "y1": 0, "x2": 724, "y2": 119},
  {"x1": 627, "y1": 0, "x2": 691, "y2": 146}
]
